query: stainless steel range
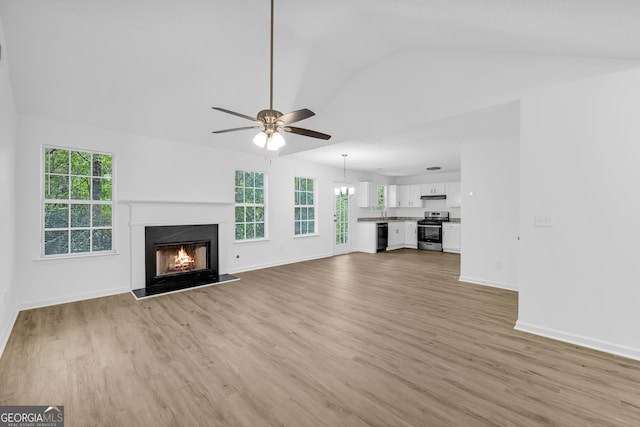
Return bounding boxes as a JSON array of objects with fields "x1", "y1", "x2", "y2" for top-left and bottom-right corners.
[{"x1": 417, "y1": 211, "x2": 449, "y2": 251}]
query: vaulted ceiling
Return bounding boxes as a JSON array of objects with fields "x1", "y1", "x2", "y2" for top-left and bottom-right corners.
[{"x1": 1, "y1": 0, "x2": 640, "y2": 176}]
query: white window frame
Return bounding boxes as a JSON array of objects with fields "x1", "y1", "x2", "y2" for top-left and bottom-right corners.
[
  {"x1": 41, "y1": 145, "x2": 116, "y2": 258},
  {"x1": 234, "y1": 170, "x2": 268, "y2": 242},
  {"x1": 294, "y1": 176, "x2": 317, "y2": 237}
]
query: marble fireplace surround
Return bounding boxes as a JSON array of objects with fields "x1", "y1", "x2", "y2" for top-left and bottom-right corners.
[{"x1": 122, "y1": 200, "x2": 237, "y2": 299}]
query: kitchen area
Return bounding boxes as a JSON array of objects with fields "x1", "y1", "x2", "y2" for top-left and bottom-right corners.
[{"x1": 355, "y1": 180, "x2": 461, "y2": 254}]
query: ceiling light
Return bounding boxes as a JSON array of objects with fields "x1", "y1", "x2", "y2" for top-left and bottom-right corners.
[{"x1": 335, "y1": 154, "x2": 355, "y2": 197}]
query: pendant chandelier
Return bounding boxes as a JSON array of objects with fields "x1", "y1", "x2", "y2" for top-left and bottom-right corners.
[{"x1": 335, "y1": 154, "x2": 355, "y2": 196}]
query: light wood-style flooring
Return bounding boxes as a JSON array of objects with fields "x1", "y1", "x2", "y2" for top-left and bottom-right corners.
[{"x1": 2, "y1": 250, "x2": 640, "y2": 426}]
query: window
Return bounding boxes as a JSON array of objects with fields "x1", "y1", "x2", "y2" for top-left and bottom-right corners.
[
  {"x1": 235, "y1": 170, "x2": 266, "y2": 240},
  {"x1": 294, "y1": 177, "x2": 316, "y2": 236},
  {"x1": 335, "y1": 193, "x2": 349, "y2": 245},
  {"x1": 42, "y1": 147, "x2": 114, "y2": 256}
]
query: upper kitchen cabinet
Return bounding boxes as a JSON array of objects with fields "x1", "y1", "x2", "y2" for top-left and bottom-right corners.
[
  {"x1": 356, "y1": 181, "x2": 380, "y2": 208},
  {"x1": 445, "y1": 181, "x2": 461, "y2": 208},
  {"x1": 421, "y1": 183, "x2": 446, "y2": 196},
  {"x1": 398, "y1": 184, "x2": 422, "y2": 208},
  {"x1": 386, "y1": 185, "x2": 398, "y2": 208}
]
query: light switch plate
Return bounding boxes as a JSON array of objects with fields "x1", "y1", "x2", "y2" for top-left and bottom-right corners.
[{"x1": 534, "y1": 214, "x2": 553, "y2": 227}]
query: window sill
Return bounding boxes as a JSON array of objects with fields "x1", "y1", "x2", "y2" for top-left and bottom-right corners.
[
  {"x1": 294, "y1": 233, "x2": 319, "y2": 239},
  {"x1": 234, "y1": 238, "x2": 270, "y2": 244},
  {"x1": 35, "y1": 251, "x2": 120, "y2": 263}
]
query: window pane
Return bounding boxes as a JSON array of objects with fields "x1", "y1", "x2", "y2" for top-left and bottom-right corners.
[
  {"x1": 235, "y1": 224, "x2": 245, "y2": 240},
  {"x1": 235, "y1": 206, "x2": 245, "y2": 223},
  {"x1": 70, "y1": 204, "x2": 90, "y2": 227},
  {"x1": 294, "y1": 221, "x2": 301, "y2": 235},
  {"x1": 246, "y1": 223, "x2": 255, "y2": 239},
  {"x1": 92, "y1": 229, "x2": 112, "y2": 251},
  {"x1": 71, "y1": 230, "x2": 90, "y2": 253},
  {"x1": 235, "y1": 170, "x2": 244, "y2": 187},
  {"x1": 300, "y1": 179, "x2": 307, "y2": 191},
  {"x1": 306, "y1": 191, "x2": 313, "y2": 205},
  {"x1": 295, "y1": 207, "x2": 301, "y2": 220},
  {"x1": 306, "y1": 178, "x2": 313, "y2": 191},
  {"x1": 301, "y1": 208, "x2": 308, "y2": 220},
  {"x1": 71, "y1": 151, "x2": 91, "y2": 175},
  {"x1": 45, "y1": 148, "x2": 69, "y2": 174},
  {"x1": 235, "y1": 187, "x2": 244, "y2": 204},
  {"x1": 308, "y1": 208, "x2": 315, "y2": 220},
  {"x1": 92, "y1": 204, "x2": 112, "y2": 227},
  {"x1": 255, "y1": 206, "x2": 264, "y2": 221},
  {"x1": 294, "y1": 177, "x2": 299, "y2": 190},
  {"x1": 255, "y1": 173, "x2": 264, "y2": 188},
  {"x1": 245, "y1": 206, "x2": 255, "y2": 222},
  {"x1": 255, "y1": 222, "x2": 265, "y2": 238},
  {"x1": 244, "y1": 188, "x2": 255, "y2": 204},
  {"x1": 255, "y1": 189, "x2": 264, "y2": 204},
  {"x1": 308, "y1": 222, "x2": 315, "y2": 234},
  {"x1": 44, "y1": 175, "x2": 69, "y2": 199},
  {"x1": 44, "y1": 203, "x2": 68, "y2": 228},
  {"x1": 300, "y1": 192, "x2": 307, "y2": 205},
  {"x1": 301, "y1": 222, "x2": 308, "y2": 234},
  {"x1": 92, "y1": 178, "x2": 112, "y2": 201},
  {"x1": 246, "y1": 171, "x2": 255, "y2": 187},
  {"x1": 92, "y1": 154, "x2": 112, "y2": 177},
  {"x1": 71, "y1": 176, "x2": 91, "y2": 200},
  {"x1": 44, "y1": 230, "x2": 68, "y2": 255}
]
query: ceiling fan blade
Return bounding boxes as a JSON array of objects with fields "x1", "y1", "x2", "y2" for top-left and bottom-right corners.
[
  {"x1": 278, "y1": 108, "x2": 315, "y2": 125},
  {"x1": 212, "y1": 126, "x2": 261, "y2": 134},
  {"x1": 212, "y1": 107, "x2": 257, "y2": 122},
  {"x1": 283, "y1": 126, "x2": 331, "y2": 140}
]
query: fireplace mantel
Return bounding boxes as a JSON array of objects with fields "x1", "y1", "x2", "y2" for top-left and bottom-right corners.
[{"x1": 123, "y1": 199, "x2": 232, "y2": 290}]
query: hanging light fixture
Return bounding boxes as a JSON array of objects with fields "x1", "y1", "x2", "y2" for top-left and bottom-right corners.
[{"x1": 335, "y1": 154, "x2": 355, "y2": 196}]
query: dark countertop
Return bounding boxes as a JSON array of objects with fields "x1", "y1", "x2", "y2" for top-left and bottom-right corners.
[{"x1": 357, "y1": 217, "x2": 422, "y2": 223}]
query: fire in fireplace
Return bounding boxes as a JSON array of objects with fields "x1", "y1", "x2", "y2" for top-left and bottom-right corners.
[{"x1": 144, "y1": 224, "x2": 219, "y2": 293}]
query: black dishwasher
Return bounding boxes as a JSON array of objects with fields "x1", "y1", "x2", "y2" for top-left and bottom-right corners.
[{"x1": 376, "y1": 223, "x2": 388, "y2": 252}]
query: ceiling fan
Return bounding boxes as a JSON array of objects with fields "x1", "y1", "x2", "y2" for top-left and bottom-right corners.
[{"x1": 211, "y1": 0, "x2": 331, "y2": 151}]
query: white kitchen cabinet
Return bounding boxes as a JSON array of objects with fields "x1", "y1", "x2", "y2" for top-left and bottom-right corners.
[
  {"x1": 421, "y1": 183, "x2": 446, "y2": 196},
  {"x1": 404, "y1": 221, "x2": 417, "y2": 248},
  {"x1": 356, "y1": 222, "x2": 378, "y2": 253},
  {"x1": 398, "y1": 184, "x2": 422, "y2": 207},
  {"x1": 386, "y1": 185, "x2": 398, "y2": 208},
  {"x1": 445, "y1": 181, "x2": 461, "y2": 208},
  {"x1": 442, "y1": 223, "x2": 461, "y2": 253},
  {"x1": 387, "y1": 222, "x2": 405, "y2": 249},
  {"x1": 356, "y1": 181, "x2": 379, "y2": 208}
]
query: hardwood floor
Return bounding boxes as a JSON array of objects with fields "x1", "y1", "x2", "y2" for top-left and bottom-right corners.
[{"x1": 2, "y1": 250, "x2": 640, "y2": 426}]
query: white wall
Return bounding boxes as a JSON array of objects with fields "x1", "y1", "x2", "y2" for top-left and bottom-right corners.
[
  {"x1": 459, "y1": 134, "x2": 520, "y2": 291},
  {"x1": 12, "y1": 115, "x2": 380, "y2": 312},
  {"x1": 517, "y1": 68, "x2": 640, "y2": 360},
  {"x1": 0, "y1": 16, "x2": 18, "y2": 356}
]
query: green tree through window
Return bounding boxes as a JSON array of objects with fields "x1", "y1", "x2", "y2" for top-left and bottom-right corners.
[
  {"x1": 294, "y1": 177, "x2": 316, "y2": 236},
  {"x1": 235, "y1": 170, "x2": 266, "y2": 240},
  {"x1": 43, "y1": 147, "x2": 114, "y2": 256}
]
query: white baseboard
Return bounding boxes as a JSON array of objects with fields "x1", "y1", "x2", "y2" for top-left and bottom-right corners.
[
  {"x1": 0, "y1": 306, "x2": 20, "y2": 361},
  {"x1": 458, "y1": 276, "x2": 518, "y2": 292},
  {"x1": 228, "y1": 252, "x2": 334, "y2": 274},
  {"x1": 515, "y1": 320, "x2": 640, "y2": 362},
  {"x1": 19, "y1": 286, "x2": 130, "y2": 311}
]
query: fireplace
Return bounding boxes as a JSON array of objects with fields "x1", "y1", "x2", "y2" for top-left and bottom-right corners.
[{"x1": 144, "y1": 224, "x2": 219, "y2": 295}]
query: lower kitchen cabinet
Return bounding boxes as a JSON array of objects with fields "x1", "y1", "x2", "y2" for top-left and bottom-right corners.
[
  {"x1": 387, "y1": 222, "x2": 405, "y2": 249},
  {"x1": 443, "y1": 223, "x2": 461, "y2": 253},
  {"x1": 404, "y1": 221, "x2": 417, "y2": 248}
]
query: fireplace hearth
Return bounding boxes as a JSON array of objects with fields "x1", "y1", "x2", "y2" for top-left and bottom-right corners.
[{"x1": 132, "y1": 223, "x2": 238, "y2": 299}]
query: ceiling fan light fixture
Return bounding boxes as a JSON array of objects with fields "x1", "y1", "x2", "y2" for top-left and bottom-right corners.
[
  {"x1": 266, "y1": 131, "x2": 285, "y2": 151},
  {"x1": 253, "y1": 131, "x2": 268, "y2": 147}
]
